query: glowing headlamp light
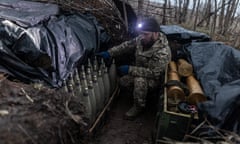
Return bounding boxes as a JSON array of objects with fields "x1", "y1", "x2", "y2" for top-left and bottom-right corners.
[{"x1": 137, "y1": 23, "x2": 143, "y2": 28}]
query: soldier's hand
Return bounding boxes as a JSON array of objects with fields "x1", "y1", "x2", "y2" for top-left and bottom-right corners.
[
  {"x1": 95, "y1": 51, "x2": 111, "y2": 60},
  {"x1": 117, "y1": 65, "x2": 129, "y2": 76}
]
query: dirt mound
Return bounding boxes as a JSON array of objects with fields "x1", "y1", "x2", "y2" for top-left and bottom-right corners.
[{"x1": 0, "y1": 77, "x2": 89, "y2": 144}]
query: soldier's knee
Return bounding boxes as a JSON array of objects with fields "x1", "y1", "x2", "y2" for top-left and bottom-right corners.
[
  {"x1": 134, "y1": 77, "x2": 147, "y2": 88},
  {"x1": 119, "y1": 75, "x2": 134, "y2": 88},
  {"x1": 119, "y1": 78, "x2": 126, "y2": 87}
]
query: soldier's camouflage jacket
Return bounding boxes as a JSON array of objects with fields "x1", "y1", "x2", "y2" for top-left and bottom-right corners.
[{"x1": 108, "y1": 32, "x2": 171, "y2": 80}]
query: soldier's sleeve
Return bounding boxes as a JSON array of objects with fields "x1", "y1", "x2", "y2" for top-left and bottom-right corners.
[
  {"x1": 107, "y1": 36, "x2": 139, "y2": 57},
  {"x1": 128, "y1": 34, "x2": 171, "y2": 79}
]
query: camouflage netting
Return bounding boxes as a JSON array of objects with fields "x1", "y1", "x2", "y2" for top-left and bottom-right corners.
[{"x1": 0, "y1": 75, "x2": 90, "y2": 144}]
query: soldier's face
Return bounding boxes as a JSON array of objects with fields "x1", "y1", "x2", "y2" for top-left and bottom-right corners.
[{"x1": 140, "y1": 31, "x2": 155, "y2": 48}]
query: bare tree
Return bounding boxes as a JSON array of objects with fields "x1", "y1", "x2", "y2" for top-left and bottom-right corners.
[
  {"x1": 190, "y1": 1, "x2": 197, "y2": 18},
  {"x1": 210, "y1": 0, "x2": 218, "y2": 38},
  {"x1": 168, "y1": 0, "x2": 172, "y2": 23},
  {"x1": 178, "y1": 0, "x2": 182, "y2": 23},
  {"x1": 196, "y1": 0, "x2": 211, "y2": 27},
  {"x1": 197, "y1": 0, "x2": 231, "y2": 28},
  {"x1": 206, "y1": 0, "x2": 211, "y2": 27},
  {"x1": 218, "y1": 0, "x2": 226, "y2": 33},
  {"x1": 232, "y1": 14, "x2": 240, "y2": 48},
  {"x1": 230, "y1": 0, "x2": 240, "y2": 24},
  {"x1": 193, "y1": 0, "x2": 201, "y2": 30},
  {"x1": 230, "y1": 8, "x2": 240, "y2": 33},
  {"x1": 222, "y1": 0, "x2": 238, "y2": 35},
  {"x1": 162, "y1": 0, "x2": 167, "y2": 24},
  {"x1": 181, "y1": 0, "x2": 190, "y2": 23},
  {"x1": 174, "y1": 0, "x2": 178, "y2": 22},
  {"x1": 174, "y1": 0, "x2": 189, "y2": 24}
]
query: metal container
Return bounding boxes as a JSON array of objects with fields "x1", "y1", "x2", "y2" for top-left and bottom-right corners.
[
  {"x1": 92, "y1": 73, "x2": 102, "y2": 115},
  {"x1": 73, "y1": 68, "x2": 82, "y2": 99},
  {"x1": 82, "y1": 86, "x2": 93, "y2": 124},
  {"x1": 97, "y1": 68, "x2": 106, "y2": 108},
  {"x1": 86, "y1": 67, "x2": 97, "y2": 120},
  {"x1": 186, "y1": 75, "x2": 206, "y2": 105},
  {"x1": 100, "y1": 58, "x2": 110, "y2": 103},
  {"x1": 177, "y1": 59, "x2": 193, "y2": 77},
  {"x1": 167, "y1": 61, "x2": 185, "y2": 102},
  {"x1": 67, "y1": 73, "x2": 75, "y2": 97}
]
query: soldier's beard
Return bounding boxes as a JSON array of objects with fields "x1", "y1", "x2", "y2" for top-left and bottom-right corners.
[{"x1": 141, "y1": 37, "x2": 155, "y2": 50}]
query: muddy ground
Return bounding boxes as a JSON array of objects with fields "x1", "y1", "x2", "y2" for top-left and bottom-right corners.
[
  {"x1": 1, "y1": 77, "x2": 238, "y2": 144},
  {"x1": 0, "y1": 78, "x2": 89, "y2": 144},
  {"x1": 0, "y1": 73, "x2": 159, "y2": 144},
  {"x1": 88, "y1": 90, "x2": 159, "y2": 144}
]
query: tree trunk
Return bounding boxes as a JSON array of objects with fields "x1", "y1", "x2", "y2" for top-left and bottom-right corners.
[
  {"x1": 206, "y1": 0, "x2": 211, "y2": 27},
  {"x1": 234, "y1": 35, "x2": 240, "y2": 48},
  {"x1": 230, "y1": 0, "x2": 239, "y2": 25},
  {"x1": 162, "y1": 0, "x2": 167, "y2": 24},
  {"x1": 181, "y1": 0, "x2": 189, "y2": 23},
  {"x1": 193, "y1": 0, "x2": 201, "y2": 30},
  {"x1": 178, "y1": 0, "x2": 182, "y2": 23},
  {"x1": 222, "y1": 0, "x2": 236, "y2": 35},
  {"x1": 218, "y1": 0, "x2": 225, "y2": 33},
  {"x1": 168, "y1": 0, "x2": 172, "y2": 23},
  {"x1": 190, "y1": 0, "x2": 197, "y2": 18},
  {"x1": 198, "y1": 0, "x2": 231, "y2": 28},
  {"x1": 174, "y1": 0, "x2": 178, "y2": 22},
  {"x1": 196, "y1": 0, "x2": 210, "y2": 27},
  {"x1": 210, "y1": 0, "x2": 218, "y2": 38},
  {"x1": 230, "y1": 14, "x2": 240, "y2": 33}
]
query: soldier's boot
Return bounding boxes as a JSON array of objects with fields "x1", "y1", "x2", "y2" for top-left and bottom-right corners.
[{"x1": 124, "y1": 104, "x2": 143, "y2": 120}]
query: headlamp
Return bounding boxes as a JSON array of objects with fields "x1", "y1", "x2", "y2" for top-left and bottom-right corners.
[
  {"x1": 135, "y1": 18, "x2": 160, "y2": 32},
  {"x1": 137, "y1": 23, "x2": 143, "y2": 29}
]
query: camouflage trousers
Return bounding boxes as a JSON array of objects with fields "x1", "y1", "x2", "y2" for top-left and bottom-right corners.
[{"x1": 119, "y1": 75, "x2": 161, "y2": 108}]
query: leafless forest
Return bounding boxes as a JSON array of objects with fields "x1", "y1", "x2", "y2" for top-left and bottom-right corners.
[
  {"x1": 127, "y1": 0, "x2": 240, "y2": 48},
  {"x1": 45, "y1": 0, "x2": 240, "y2": 48}
]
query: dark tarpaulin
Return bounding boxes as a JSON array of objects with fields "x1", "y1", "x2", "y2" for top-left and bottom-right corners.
[
  {"x1": 0, "y1": 1, "x2": 109, "y2": 87},
  {"x1": 0, "y1": 0, "x2": 59, "y2": 27},
  {"x1": 0, "y1": 41, "x2": 52, "y2": 84},
  {"x1": 160, "y1": 25, "x2": 211, "y2": 61},
  {"x1": 181, "y1": 41, "x2": 240, "y2": 134},
  {"x1": 160, "y1": 25, "x2": 211, "y2": 44}
]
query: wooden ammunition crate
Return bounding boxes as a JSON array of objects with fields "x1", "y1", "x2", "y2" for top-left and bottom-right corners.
[{"x1": 153, "y1": 65, "x2": 198, "y2": 143}]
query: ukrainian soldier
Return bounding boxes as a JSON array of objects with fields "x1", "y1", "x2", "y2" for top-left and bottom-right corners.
[{"x1": 97, "y1": 18, "x2": 171, "y2": 119}]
